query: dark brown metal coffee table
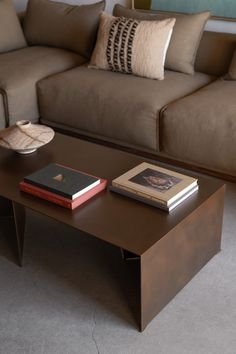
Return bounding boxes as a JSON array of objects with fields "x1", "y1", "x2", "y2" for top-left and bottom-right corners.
[{"x1": 0, "y1": 133, "x2": 225, "y2": 331}]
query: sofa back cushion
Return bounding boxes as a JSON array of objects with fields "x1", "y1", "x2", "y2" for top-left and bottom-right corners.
[
  {"x1": 0, "y1": 0, "x2": 27, "y2": 53},
  {"x1": 114, "y1": 4, "x2": 161, "y2": 20},
  {"x1": 24, "y1": 0, "x2": 105, "y2": 59},
  {"x1": 113, "y1": 4, "x2": 210, "y2": 75},
  {"x1": 195, "y1": 31, "x2": 236, "y2": 76}
]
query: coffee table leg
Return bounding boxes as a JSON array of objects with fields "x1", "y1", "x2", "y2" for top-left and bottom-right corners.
[
  {"x1": 120, "y1": 248, "x2": 140, "y2": 261},
  {"x1": 0, "y1": 196, "x2": 13, "y2": 217},
  {"x1": 139, "y1": 186, "x2": 224, "y2": 331},
  {"x1": 0, "y1": 197, "x2": 25, "y2": 267}
]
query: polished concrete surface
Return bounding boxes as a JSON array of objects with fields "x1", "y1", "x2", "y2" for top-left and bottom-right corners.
[{"x1": 0, "y1": 182, "x2": 235, "y2": 354}]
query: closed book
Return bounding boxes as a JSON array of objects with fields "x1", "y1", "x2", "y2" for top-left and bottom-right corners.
[
  {"x1": 110, "y1": 184, "x2": 199, "y2": 212},
  {"x1": 112, "y1": 162, "x2": 198, "y2": 207},
  {"x1": 19, "y1": 179, "x2": 107, "y2": 210},
  {"x1": 24, "y1": 163, "x2": 100, "y2": 200}
]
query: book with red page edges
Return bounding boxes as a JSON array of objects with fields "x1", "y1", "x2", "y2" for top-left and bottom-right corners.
[
  {"x1": 19, "y1": 178, "x2": 107, "y2": 210},
  {"x1": 23, "y1": 163, "x2": 101, "y2": 200}
]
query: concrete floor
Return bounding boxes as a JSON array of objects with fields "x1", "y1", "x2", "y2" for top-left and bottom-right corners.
[{"x1": 0, "y1": 182, "x2": 236, "y2": 354}]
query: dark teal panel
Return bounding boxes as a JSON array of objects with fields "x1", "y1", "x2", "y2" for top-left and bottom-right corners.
[{"x1": 151, "y1": 0, "x2": 236, "y2": 18}]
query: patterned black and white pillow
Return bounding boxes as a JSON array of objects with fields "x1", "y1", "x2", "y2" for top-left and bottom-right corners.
[{"x1": 90, "y1": 12, "x2": 176, "y2": 80}]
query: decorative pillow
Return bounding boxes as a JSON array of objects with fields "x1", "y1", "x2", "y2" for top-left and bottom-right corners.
[
  {"x1": 226, "y1": 50, "x2": 236, "y2": 80},
  {"x1": 0, "y1": 0, "x2": 27, "y2": 53},
  {"x1": 24, "y1": 0, "x2": 105, "y2": 59},
  {"x1": 113, "y1": 4, "x2": 210, "y2": 75},
  {"x1": 90, "y1": 12, "x2": 176, "y2": 80}
]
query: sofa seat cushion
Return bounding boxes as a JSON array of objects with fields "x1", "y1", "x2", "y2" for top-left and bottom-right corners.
[
  {"x1": 0, "y1": 46, "x2": 86, "y2": 127},
  {"x1": 0, "y1": 92, "x2": 6, "y2": 129},
  {"x1": 161, "y1": 79, "x2": 236, "y2": 175},
  {"x1": 38, "y1": 66, "x2": 213, "y2": 151}
]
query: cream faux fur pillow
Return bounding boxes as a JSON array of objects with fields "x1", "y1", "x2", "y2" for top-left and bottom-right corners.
[{"x1": 90, "y1": 12, "x2": 176, "y2": 80}]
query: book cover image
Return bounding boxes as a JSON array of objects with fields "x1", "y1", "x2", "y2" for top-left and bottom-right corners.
[
  {"x1": 24, "y1": 163, "x2": 100, "y2": 200},
  {"x1": 129, "y1": 168, "x2": 182, "y2": 194}
]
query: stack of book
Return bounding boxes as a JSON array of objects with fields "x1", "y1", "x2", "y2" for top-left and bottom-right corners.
[
  {"x1": 19, "y1": 163, "x2": 107, "y2": 210},
  {"x1": 110, "y1": 162, "x2": 198, "y2": 212}
]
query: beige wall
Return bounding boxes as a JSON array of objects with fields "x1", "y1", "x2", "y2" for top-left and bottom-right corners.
[{"x1": 12, "y1": 0, "x2": 131, "y2": 12}]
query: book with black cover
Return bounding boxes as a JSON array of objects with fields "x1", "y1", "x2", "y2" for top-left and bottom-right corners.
[{"x1": 24, "y1": 163, "x2": 100, "y2": 200}]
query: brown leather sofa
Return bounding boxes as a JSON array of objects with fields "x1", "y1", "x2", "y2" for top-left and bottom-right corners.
[{"x1": 1, "y1": 0, "x2": 236, "y2": 179}]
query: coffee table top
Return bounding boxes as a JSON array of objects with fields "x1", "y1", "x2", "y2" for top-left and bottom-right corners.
[{"x1": 0, "y1": 133, "x2": 224, "y2": 256}]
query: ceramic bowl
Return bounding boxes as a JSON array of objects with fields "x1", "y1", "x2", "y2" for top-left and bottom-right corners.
[{"x1": 0, "y1": 120, "x2": 55, "y2": 154}]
